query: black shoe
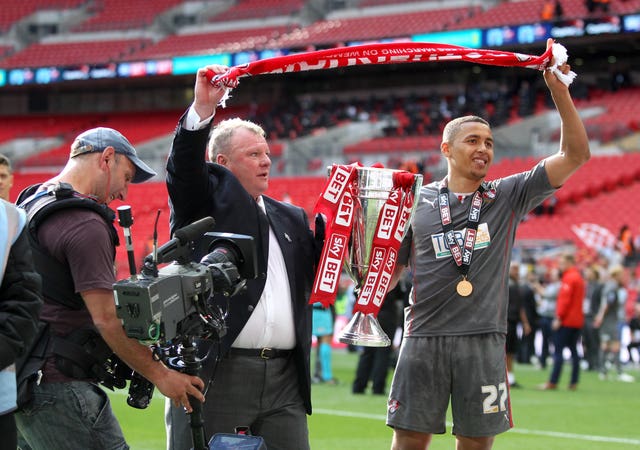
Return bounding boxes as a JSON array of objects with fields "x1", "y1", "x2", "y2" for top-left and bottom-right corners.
[{"x1": 509, "y1": 382, "x2": 523, "y2": 389}]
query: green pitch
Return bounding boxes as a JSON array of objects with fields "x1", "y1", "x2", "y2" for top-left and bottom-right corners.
[{"x1": 110, "y1": 350, "x2": 640, "y2": 449}]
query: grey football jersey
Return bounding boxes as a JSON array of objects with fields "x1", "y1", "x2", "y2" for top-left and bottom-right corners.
[{"x1": 400, "y1": 161, "x2": 555, "y2": 337}]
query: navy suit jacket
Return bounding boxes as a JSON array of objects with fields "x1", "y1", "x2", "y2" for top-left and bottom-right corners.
[{"x1": 166, "y1": 113, "x2": 316, "y2": 413}]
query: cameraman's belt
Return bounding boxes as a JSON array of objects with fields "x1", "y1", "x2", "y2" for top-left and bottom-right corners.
[{"x1": 228, "y1": 347, "x2": 293, "y2": 359}]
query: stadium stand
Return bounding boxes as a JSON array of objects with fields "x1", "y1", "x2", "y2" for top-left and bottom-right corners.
[
  {"x1": 268, "y1": 6, "x2": 478, "y2": 48},
  {"x1": 517, "y1": 181, "x2": 640, "y2": 242},
  {"x1": 359, "y1": 0, "x2": 435, "y2": 6},
  {"x1": 16, "y1": 110, "x2": 180, "y2": 167},
  {"x1": 578, "y1": 87, "x2": 640, "y2": 143},
  {"x1": 487, "y1": 153, "x2": 640, "y2": 210},
  {"x1": 450, "y1": 0, "x2": 640, "y2": 29},
  {"x1": 0, "y1": 38, "x2": 152, "y2": 68},
  {"x1": 0, "y1": 0, "x2": 84, "y2": 32},
  {"x1": 127, "y1": 25, "x2": 292, "y2": 61},
  {"x1": 0, "y1": 114, "x2": 101, "y2": 145},
  {"x1": 71, "y1": 0, "x2": 186, "y2": 32},
  {"x1": 208, "y1": 0, "x2": 304, "y2": 23}
]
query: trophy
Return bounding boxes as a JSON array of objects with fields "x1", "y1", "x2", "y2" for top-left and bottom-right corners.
[{"x1": 310, "y1": 165, "x2": 422, "y2": 347}]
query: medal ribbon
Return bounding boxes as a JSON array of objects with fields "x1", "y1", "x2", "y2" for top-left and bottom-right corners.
[
  {"x1": 353, "y1": 171, "x2": 416, "y2": 316},
  {"x1": 438, "y1": 179, "x2": 486, "y2": 280},
  {"x1": 309, "y1": 164, "x2": 359, "y2": 307}
]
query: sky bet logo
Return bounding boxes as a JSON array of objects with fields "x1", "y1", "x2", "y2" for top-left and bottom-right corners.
[
  {"x1": 431, "y1": 223, "x2": 491, "y2": 259},
  {"x1": 323, "y1": 166, "x2": 351, "y2": 204},
  {"x1": 317, "y1": 233, "x2": 347, "y2": 293}
]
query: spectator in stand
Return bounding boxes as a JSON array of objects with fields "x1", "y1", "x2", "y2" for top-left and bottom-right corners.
[
  {"x1": 506, "y1": 263, "x2": 531, "y2": 388},
  {"x1": 554, "y1": 0, "x2": 564, "y2": 19},
  {"x1": 586, "y1": 0, "x2": 611, "y2": 14},
  {"x1": 0, "y1": 154, "x2": 14, "y2": 201},
  {"x1": 534, "y1": 194, "x2": 557, "y2": 216},
  {"x1": 582, "y1": 264, "x2": 604, "y2": 371},
  {"x1": 539, "y1": 254, "x2": 585, "y2": 390},
  {"x1": 617, "y1": 224, "x2": 636, "y2": 268},
  {"x1": 555, "y1": 0, "x2": 564, "y2": 20},
  {"x1": 595, "y1": 265, "x2": 635, "y2": 382},
  {"x1": 541, "y1": 0, "x2": 555, "y2": 21}
]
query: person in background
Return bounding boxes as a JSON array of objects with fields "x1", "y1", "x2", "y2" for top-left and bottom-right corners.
[
  {"x1": 585, "y1": 0, "x2": 611, "y2": 14},
  {"x1": 595, "y1": 265, "x2": 635, "y2": 382},
  {"x1": 352, "y1": 276, "x2": 407, "y2": 395},
  {"x1": 626, "y1": 292, "x2": 640, "y2": 366},
  {"x1": 164, "y1": 64, "x2": 322, "y2": 450},
  {"x1": 15, "y1": 127, "x2": 205, "y2": 450},
  {"x1": 531, "y1": 267, "x2": 560, "y2": 369},
  {"x1": 554, "y1": 0, "x2": 564, "y2": 20},
  {"x1": 582, "y1": 264, "x2": 604, "y2": 371},
  {"x1": 541, "y1": 0, "x2": 555, "y2": 21},
  {"x1": 312, "y1": 301, "x2": 338, "y2": 385},
  {"x1": 0, "y1": 199, "x2": 42, "y2": 450},
  {"x1": 518, "y1": 267, "x2": 540, "y2": 366},
  {"x1": 617, "y1": 224, "x2": 636, "y2": 268},
  {"x1": 387, "y1": 38, "x2": 590, "y2": 450},
  {"x1": 539, "y1": 254, "x2": 585, "y2": 391},
  {"x1": 506, "y1": 262, "x2": 531, "y2": 388},
  {"x1": 0, "y1": 154, "x2": 14, "y2": 201}
]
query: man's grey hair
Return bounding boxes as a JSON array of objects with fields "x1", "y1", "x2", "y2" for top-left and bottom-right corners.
[
  {"x1": 442, "y1": 115, "x2": 490, "y2": 144},
  {"x1": 207, "y1": 118, "x2": 266, "y2": 161},
  {"x1": 0, "y1": 153, "x2": 12, "y2": 171}
]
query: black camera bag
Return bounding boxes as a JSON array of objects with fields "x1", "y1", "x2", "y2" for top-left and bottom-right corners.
[{"x1": 15, "y1": 321, "x2": 51, "y2": 410}]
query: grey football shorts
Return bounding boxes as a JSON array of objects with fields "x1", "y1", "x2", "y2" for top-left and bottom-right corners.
[{"x1": 386, "y1": 333, "x2": 513, "y2": 437}]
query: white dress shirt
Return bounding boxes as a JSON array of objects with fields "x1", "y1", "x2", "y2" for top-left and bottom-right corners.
[{"x1": 233, "y1": 197, "x2": 296, "y2": 349}]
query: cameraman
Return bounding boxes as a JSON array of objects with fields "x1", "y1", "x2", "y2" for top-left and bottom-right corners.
[
  {"x1": 15, "y1": 128, "x2": 205, "y2": 450},
  {"x1": 165, "y1": 65, "x2": 322, "y2": 450}
]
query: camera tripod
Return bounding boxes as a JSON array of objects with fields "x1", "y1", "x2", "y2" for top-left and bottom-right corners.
[{"x1": 162, "y1": 336, "x2": 214, "y2": 450}]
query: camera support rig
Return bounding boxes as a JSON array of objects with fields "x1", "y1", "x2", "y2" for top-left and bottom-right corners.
[{"x1": 113, "y1": 207, "x2": 257, "y2": 450}]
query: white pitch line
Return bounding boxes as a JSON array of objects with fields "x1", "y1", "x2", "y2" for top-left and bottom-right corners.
[{"x1": 313, "y1": 408, "x2": 640, "y2": 446}]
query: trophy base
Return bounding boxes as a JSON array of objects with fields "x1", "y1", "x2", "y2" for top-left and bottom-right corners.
[{"x1": 338, "y1": 311, "x2": 391, "y2": 347}]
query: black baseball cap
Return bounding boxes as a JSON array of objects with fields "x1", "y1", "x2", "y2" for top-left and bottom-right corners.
[{"x1": 70, "y1": 127, "x2": 156, "y2": 183}]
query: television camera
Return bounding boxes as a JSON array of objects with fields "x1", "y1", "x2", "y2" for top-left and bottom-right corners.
[
  {"x1": 112, "y1": 207, "x2": 257, "y2": 449},
  {"x1": 114, "y1": 212, "x2": 257, "y2": 345}
]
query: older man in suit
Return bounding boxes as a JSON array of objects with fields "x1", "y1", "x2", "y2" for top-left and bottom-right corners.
[{"x1": 164, "y1": 65, "x2": 321, "y2": 450}]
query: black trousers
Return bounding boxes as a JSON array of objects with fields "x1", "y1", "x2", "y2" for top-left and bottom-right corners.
[
  {"x1": 352, "y1": 309, "x2": 397, "y2": 394},
  {"x1": 0, "y1": 412, "x2": 17, "y2": 450}
]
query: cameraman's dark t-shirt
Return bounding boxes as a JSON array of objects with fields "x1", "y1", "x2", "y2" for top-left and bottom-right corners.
[{"x1": 37, "y1": 208, "x2": 116, "y2": 383}]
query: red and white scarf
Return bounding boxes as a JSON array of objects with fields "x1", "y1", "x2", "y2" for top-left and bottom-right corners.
[{"x1": 207, "y1": 41, "x2": 576, "y2": 105}]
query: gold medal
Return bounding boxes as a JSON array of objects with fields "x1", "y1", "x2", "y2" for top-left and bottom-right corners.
[{"x1": 456, "y1": 278, "x2": 473, "y2": 297}]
